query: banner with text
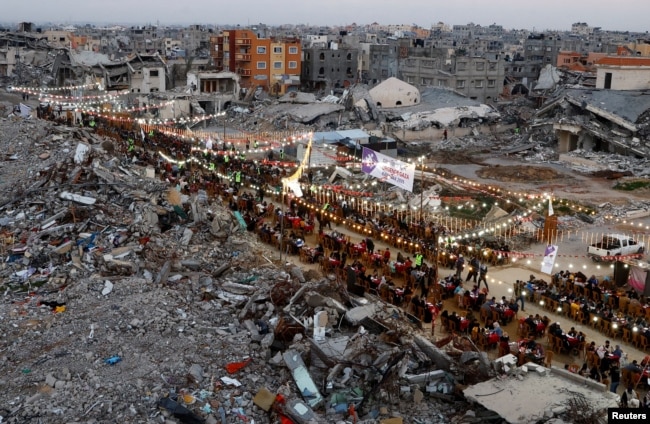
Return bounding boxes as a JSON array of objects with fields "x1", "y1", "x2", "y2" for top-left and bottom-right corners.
[
  {"x1": 361, "y1": 147, "x2": 415, "y2": 192},
  {"x1": 540, "y1": 244, "x2": 558, "y2": 275}
]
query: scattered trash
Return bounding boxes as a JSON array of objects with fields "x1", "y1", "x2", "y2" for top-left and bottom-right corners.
[
  {"x1": 101, "y1": 280, "x2": 114, "y2": 296},
  {"x1": 220, "y1": 376, "x2": 242, "y2": 387},
  {"x1": 157, "y1": 397, "x2": 205, "y2": 424},
  {"x1": 104, "y1": 356, "x2": 122, "y2": 366},
  {"x1": 224, "y1": 357, "x2": 251, "y2": 374}
]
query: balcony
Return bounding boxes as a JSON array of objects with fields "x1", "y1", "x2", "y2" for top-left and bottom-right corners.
[
  {"x1": 236, "y1": 68, "x2": 251, "y2": 76},
  {"x1": 235, "y1": 53, "x2": 251, "y2": 61},
  {"x1": 235, "y1": 38, "x2": 251, "y2": 46}
]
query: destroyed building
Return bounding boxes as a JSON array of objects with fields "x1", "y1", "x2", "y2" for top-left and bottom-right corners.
[
  {"x1": 537, "y1": 88, "x2": 650, "y2": 159},
  {"x1": 52, "y1": 50, "x2": 168, "y2": 93}
]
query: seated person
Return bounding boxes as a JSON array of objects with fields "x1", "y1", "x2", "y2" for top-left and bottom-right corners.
[
  {"x1": 525, "y1": 336, "x2": 537, "y2": 350},
  {"x1": 468, "y1": 318, "x2": 480, "y2": 334},
  {"x1": 507, "y1": 298, "x2": 519, "y2": 313},
  {"x1": 350, "y1": 259, "x2": 365, "y2": 274},
  {"x1": 492, "y1": 321, "x2": 503, "y2": 337},
  {"x1": 485, "y1": 318, "x2": 495, "y2": 331},
  {"x1": 312, "y1": 243, "x2": 325, "y2": 261},
  {"x1": 620, "y1": 385, "x2": 639, "y2": 408},
  {"x1": 396, "y1": 251, "x2": 405, "y2": 263},
  {"x1": 624, "y1": 359, "x2": 642, "y2": 374},
  {"x1": 567, "y1": 327, "x2": 577, "y2": 337},
  {"x1": 465, "y1": 309, "x2": 476, "y2": 323},
  {"x1": 256, "y1": 201, "x2": 267, "y2": 215}
]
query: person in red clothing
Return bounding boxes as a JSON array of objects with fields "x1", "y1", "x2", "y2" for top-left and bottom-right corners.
[{"x1": 383, "y1": 247, "x2": 391, "y2": 264}]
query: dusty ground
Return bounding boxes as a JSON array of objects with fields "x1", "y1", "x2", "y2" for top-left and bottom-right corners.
[
  {"x1": 436, "y1": 155, "x2": 647, "y2": 207},
  {"x1": 475, "y1": 165, "x2": 564, "y2": 183}
]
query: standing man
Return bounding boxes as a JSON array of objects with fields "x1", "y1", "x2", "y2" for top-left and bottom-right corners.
[
  {"x1": 415, "y1": 252, "x2": 424, "y2": 269},
  {"x1": 454, "y1": 254, "x2": 465, "y2": 279},
  {"x1": 466, "y1": 256, "x2": 479, "y2": 283},
  {"x1": 478, "y1": 262, "x2": 489, "y2": 292},
  {"x1": 514, "y1": 280, "x2": 525, "y2": 312}
]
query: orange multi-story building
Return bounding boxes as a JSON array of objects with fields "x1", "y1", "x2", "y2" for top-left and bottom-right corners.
[
  {"x1": 556, "y1": 51, "x2": 607, "y2": 72},
  {"x1": 210, "y1": 30, "x2": 301, "y2": 96}
]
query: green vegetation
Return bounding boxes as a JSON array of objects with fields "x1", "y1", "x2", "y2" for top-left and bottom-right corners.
[{"x1": 613, "y1": 180, "x2": 650, "y2": 191}]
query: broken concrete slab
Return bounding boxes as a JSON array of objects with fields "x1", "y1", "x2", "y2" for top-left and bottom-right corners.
[
  {"x1": 463, "y1": 364, "x2": 619, "y2": 424},
  {"x1": 283, "y1": 349, "x2": 324, "y2": 408},
  {"x1": 345, "y1": 303, "x2": 379, "y2": 325},
  {"x1": 413, "y1": 334, "x2": 453, "y2": 370},
  {"x1": 404, "y1": 370, "x2": 445, "y2": 385},
  {"x1": 59, "y1": 191, "x2": 96, "y2": 205}
]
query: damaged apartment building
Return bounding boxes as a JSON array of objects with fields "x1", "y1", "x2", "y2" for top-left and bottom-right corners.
[
  {"x1": 51, "y1": 50, "x2": 168, "y2": 93},
  {"x1": 537, "y1": 55, "x2": 650, "y2": 159}
]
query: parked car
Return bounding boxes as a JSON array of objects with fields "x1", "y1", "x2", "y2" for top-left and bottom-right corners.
[{"x1": 587, "y1": 234, "x2": 644, "y2": 261}]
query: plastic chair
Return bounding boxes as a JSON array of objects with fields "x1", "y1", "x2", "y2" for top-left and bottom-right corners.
[
  {"x1": 480, "y1": 308, "x2": 490, "y2": 324},
  {"x1": 622, "y1": 328, "x2": 633, "y2": 344}
]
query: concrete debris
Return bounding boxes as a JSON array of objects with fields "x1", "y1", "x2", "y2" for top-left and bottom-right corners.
[{"x1": 0, "y1": 111, "x2": 511, "y2": 424}]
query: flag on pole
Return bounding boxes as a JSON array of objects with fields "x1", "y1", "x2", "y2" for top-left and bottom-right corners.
[
  {"x1": 548, "y1": 198, "x2": 554, "y2": 216},
  {"x1": 141, "y1": 127, "x2": 146, "y2": 141}
]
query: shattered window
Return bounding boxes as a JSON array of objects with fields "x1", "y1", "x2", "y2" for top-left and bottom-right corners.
[
  {"x1": 476, "y1": 62, "x2": 485, "y2": 71},
  {"x1": 456, "y1": 80, "x2": 465, "y2": 88},
  {"x1": 488, "y1": 79, "x2": 496, "y2": 87}
]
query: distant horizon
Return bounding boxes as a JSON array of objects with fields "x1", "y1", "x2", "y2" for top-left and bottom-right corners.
[
  {"x1": 1, "y1": 19, "x2": 648, "y2": 35},
  {"x1": 1, "y1": 0, "x2": 649, "y2": 34}
]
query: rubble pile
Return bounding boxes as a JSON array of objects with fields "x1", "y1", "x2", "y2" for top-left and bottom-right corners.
[
  {"x1": 564, "y1": 149, "x2": 650, "y2": 177},
  {"x1": 0, "y1": 117, "x2": 501, "y2": 423}
]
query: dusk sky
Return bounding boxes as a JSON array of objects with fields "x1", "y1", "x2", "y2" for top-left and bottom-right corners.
[{"x1": 3, "y1": 0, "x2": 650, "y2": 33}]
